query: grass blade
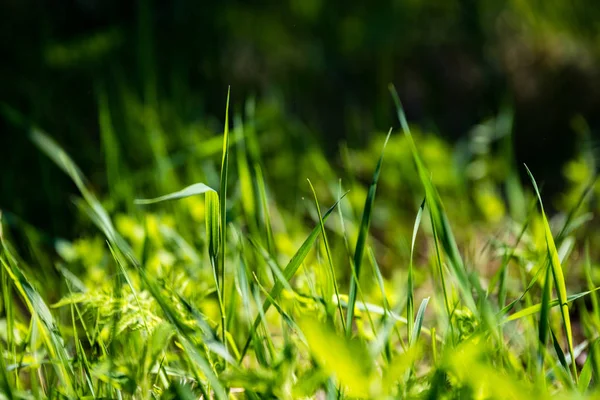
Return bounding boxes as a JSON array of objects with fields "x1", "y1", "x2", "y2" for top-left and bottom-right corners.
[
  {"x1": 133, "y1": 183, "x2": 216, "y2": 205},
  {"x1": 346, "y1": 128, "x2": 392, "y2": 336},
  {"x1": 502, "y1": 287, "x2": 600, "y2": 323},
  {"x1": 308, "y1": 179, "x2": 345, "y2": 326},
  {"x1": 0, "y1": 242, "x2": 74, "y2": 396},
  {"x1": 411, "y1": 297, "x2": 430, "y2": 347},
  {"x1": 239, "y1": 196, "x2": 346, "y2": 360},
  {"x1": 408, "y1": 199, "x2": 425, "y2": 345},
  {"x1": 538, "y1": 263, "x2": 552, "y2": 372},
  {"x1": 525, "y1": 165, "x2": 577, "y2": 383},
  {"x1": 389, "y1": 84, "x2": 478, "y2": 314},
  {"x1": 31, "y1": 129, "x2": 134, "y2": 260},
  {"x1": 219, "y1": 87, "x2": 231, "y2": 348}
]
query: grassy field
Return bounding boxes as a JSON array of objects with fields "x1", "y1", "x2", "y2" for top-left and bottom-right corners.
[{"x1": 1, "y1": 86, "x2": 600, "y2": 399}]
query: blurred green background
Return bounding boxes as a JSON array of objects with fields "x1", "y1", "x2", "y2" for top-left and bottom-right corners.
[{"x1": 2, "y1": 0, "x2": 600, "y2": 240}]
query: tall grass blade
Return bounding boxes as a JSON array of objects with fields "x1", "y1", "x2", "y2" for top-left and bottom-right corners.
[
  {"x1": 579, "y1": 340, "x2": 597, "y2": 393},
  {"x1": 239, "y1": 196, "x2": 345, "y2": 360},
  {"x1": 389, "y1": 84, "x2": 478, "y2": 314},
  {"x1": 538, "y1": 262, "x2": 552, "y2": 372},
  {"x1": 0, "y1": 244, "x2": 74, "y2": 395},
  {"x1": 525, "y1": 165, "x2": 577, "y2": 383},
  {"x1": 255, "y1": 166, "x2": 276, "y2": 254},
  {"x1": 346, "y1": 128, "x2": 392, "y2": 336},
  {"x1": 408, "y1": 199, "x2": 425, "y2": 344},
  {"x1": 502, "y1": 287, "x2": 600, "y2": 323},
  {"x1": 218, "y1": 87, "x2": 231, "y2": 348},
  {"x1": 31, "y1": 129, "x2": 134, "y2": 260},
  {"x1": 308, "y1": 179, "x2": 345, "y2": 326}
]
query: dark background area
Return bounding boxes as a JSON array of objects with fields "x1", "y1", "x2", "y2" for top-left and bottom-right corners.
[{"x1": 2, "y1": 0, "x2": 600, "y2": 239}]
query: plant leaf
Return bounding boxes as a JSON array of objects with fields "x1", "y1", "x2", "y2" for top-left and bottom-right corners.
[{"x1": 134, "y1": 183, "x2": 216, "y2": 205}]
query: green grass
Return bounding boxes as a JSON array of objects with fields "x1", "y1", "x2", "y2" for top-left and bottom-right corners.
[{"x1": 2, "y1": 89, "x2": 600, "y2": 399}]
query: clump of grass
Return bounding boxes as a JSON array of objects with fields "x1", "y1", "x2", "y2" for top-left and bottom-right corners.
[{"x1": 1, "y1": 88, "x2": 600, "y2": 399}]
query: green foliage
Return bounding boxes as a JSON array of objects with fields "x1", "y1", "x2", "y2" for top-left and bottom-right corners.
[{"x1": 2, "y1": 89, "x2": 600, "y2": 400}]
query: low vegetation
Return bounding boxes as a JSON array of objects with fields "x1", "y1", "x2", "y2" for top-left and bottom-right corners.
[{"x1": 1, "y1": 87, "x2": 599, "y2": 399}]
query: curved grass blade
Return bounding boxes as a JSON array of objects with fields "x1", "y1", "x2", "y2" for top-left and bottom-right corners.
[
  {"x1": 501, "y1": 287, "x2": 600, "y2": 324},
  {"x1": 139, "y1": 269, "x2": 228, "y2": 399},
  {"x1": 0, "y1": 354, "x2": 14, "y2": 400},
  {"x1": 255, "y1": 165, "x2": 276, "y2": 254},
  {"x1": 345, "y1": 128, "x2": 392, "y2": 336},
  {"x1": 578, "y1": 339, "x2": 597, "y2": 393},
  {"x1": 31, "y1": 129, "x2": 134, "y2": 261},
  {"x1": 525, "y1": 165, "x2": 577, "y2": 383},
  {"x1": 411, "y1": 297, "x2": 430, "y2": 347},
  {"x1": 133, "y1": 183, "x2": 215, "y2": 205},
  {"x1": 239, "y1": 195, "x2": 346, "y2": 361},
  {"x1": 308, "y1": 179, "x2": 345, "y2": 327},
  {"x1": 538, "y1": 263, "x2": 552, "y2": 371},
  {"x1": 389, "y1": 84, "x2": 477, "y2": 314},
  {"x1": 407, "y1": 199, "x2": 425, "y2": 345},
  {"x1": 550, "y1": 327, "x2": 569, "y2": 375},
  {"x1": 218, "y1": 87, "x2": 231, "y2": 349},
  {"x1": 0, "y1": 245, "x2": 74, "y2": 395},
  {"x1": 555, "y1": 176, "x2": 597, "y2": 243},
  {"x1": 234, "y1": 115, "x2": 259, "y2": 236},
  {"x1": 33, "y1": 129, "x2": 230, "y2": 395}
]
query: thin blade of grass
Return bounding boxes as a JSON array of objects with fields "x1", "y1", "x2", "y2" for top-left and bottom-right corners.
[
  {"x1": 389, "y1": 84, "x2": 477, "y2": 314},
  {"x1": 31, "y1": 129, "x2": 134, "y2": 260},
  {"x1": 239, "y1": 196, "x2": 346, "y2": 360},
  {"x1": 538, "y1": 263, "x2": 552, "y2": 372},
  {"x1": 502, "y1": 287, "x2": 600, "y2": 323},
  {"x1": 578, "y1": 340, "x2": 597, "y2": 393},
  {"x1": 584, "y1": 241, "x2": 600, "y2": 320},
  {"x1": 0, "y1": 243, "x2": 74, "y2": 395},
  {"x1": 525, "y1": 165, "x2": 577, "y2": 383},
  {"x1": 0, "y1": 324, "x2": 14, "y2": 399},
  {"x1": 234, "y1": 115, "x2": 259, "y2": 236},
  {"x1": 218, "y1": 87, "x2": 231, "y2": 350},
  {"x1": 345, "y1": 128, "x2": 392, "y2": 336},
  {"x1": 408, "y1": 199, "x2": 425, "y2": 345},
  {"x1": 255, "y1": 165, "x2": 276, "y2": 254},
  {"x1": 308, "y1": 179, "x2": 345, "y2": 327},
  {"x1": 555, "y1": 176, "x2": 597, "y2": 243},
  {"x1": 550, "y1": 327, "x2": 569, "y2": 374},
  {"x1": 411, "y1": 297, "x2": 430, "y2": 347},
  {"x1": 133, "y1": 183, "x2": 216, "y2": 205}
]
